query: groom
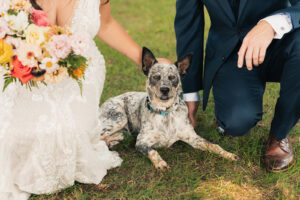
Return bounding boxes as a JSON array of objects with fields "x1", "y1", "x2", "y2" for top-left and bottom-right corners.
[{"x1": 175, "y1": 0, "x2": 300, "y2": 172}]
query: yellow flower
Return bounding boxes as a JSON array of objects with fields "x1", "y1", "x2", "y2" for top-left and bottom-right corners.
[
  {"x1": 25, "y1": 24, "x2": 49, "y2": 46},
  {"x1": 0, "y1": 39, "x2": 13, "y2": 64},
  {"x1": 11, "y1": 0, "x2": 31, "y2": 10},
  {"x1": 32, "y1": 75, "x2": 45, "y2": 82},
  {"x1": 45, "y1": 67, "x2": 68, "y2": 83},
  {"x1": 48, "y1": 25, "x2": 70, "y2": 38}
]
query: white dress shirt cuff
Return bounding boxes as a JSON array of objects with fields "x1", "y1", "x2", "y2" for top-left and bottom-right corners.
[
  {"x1": 262, "y1": 13, "x2": 293, "y2": 39},
  {"x1": 183, "y1": 92, "x2": 201, "y2": 102}
]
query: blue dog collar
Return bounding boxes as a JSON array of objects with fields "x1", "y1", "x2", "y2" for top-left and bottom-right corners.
[
  {"x1": 148, "y1": 105, "x2": 169, "y2": 116},
  {"x1": 146, "y1": 93, "x2": 183, "y2": 116}
]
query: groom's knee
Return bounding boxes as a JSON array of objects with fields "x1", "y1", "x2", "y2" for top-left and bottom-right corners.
[{"x1": 217, "y1": 106, "x2": 262, "y2": 137}]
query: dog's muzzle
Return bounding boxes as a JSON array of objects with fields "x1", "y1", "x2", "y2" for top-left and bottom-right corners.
[
  {"x1": 160, "y1": 87, "x2": 170, "y2": 100},
  {"x1": 160, "y1": 87, "x2": 170, "y2": 95}
]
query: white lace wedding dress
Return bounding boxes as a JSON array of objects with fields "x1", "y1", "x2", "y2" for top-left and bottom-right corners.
[{"x1": 0, "y1": 0, "x2": 122, "y2": 199}]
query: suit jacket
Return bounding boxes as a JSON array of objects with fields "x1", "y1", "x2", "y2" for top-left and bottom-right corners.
[{"x1": 175, "y1": 0, "x2": 300, "y2": 110}]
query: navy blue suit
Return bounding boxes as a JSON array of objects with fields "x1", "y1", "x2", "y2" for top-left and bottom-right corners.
[{"x1": 175, "y1": 0, "x2": 300, "y2": 139}]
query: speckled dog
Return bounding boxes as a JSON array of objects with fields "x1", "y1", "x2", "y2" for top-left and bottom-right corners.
[{"x1": 99, "y1": 47, "x2": 239, "y2": 169}]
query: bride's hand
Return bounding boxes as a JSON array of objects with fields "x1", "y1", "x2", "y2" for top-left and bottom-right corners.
[{"x1": 157, "y1": 58, "x2": 173, "y2": 64}]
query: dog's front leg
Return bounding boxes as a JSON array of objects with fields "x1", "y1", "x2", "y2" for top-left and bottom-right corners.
[
  {"x1": 136, "y1": 135, "x2": 169, "y2": 170},
  {"x1": 137, "y1": 146, "x2": 169, "y2": 170},
  {"x1": 181, "y1": 130, "x2": 239, "y2": 161},
  {"x1": 148, "y1": 150, "x2": 170, "y2": 170}
]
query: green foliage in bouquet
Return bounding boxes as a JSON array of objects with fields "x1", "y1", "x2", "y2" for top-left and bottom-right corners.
[
  {"x1": 58, "y1": 53, "x2": 88, "y2": 95},
  {"x1": 7, "y1": 9, "x2": 18, "y2": 16},
  {"x1": 2, "y1": 73, "x2": 17, "y2": 92},
  {"x1": 2, "y1": 72, "x2": 47, "y2": 92}
]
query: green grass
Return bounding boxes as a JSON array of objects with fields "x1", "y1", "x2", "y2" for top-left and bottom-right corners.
[{"x1": 32, "y1": 0, "x2": 299, "y2": 199}]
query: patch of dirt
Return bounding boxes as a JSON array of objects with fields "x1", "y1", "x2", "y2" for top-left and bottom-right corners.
[
  {"x1": 195, "y1": 179, "x2": 263, "y2": 200},
  {"x1": 275, "y1": 181, "x2": 298, "y2": 200}
]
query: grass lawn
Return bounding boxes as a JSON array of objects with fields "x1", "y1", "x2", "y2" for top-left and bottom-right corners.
[{"x1": 32, "y1": 0, "x2": 299, "y2": 199}]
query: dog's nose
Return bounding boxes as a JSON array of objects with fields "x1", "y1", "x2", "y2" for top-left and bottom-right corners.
[{"x1": 160, "y1": 87, "x2": 170, "y2": 95}]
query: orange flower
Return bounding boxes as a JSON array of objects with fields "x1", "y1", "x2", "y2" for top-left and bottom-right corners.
[
  {"x1": 10, "y1": 56, "x2": 34, "y2": 84},
  {"x1": 73, "y1": 65, "x2": 86, "y2": 78}
]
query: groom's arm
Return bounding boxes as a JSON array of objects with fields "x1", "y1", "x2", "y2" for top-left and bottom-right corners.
[
  {"x1": 270, "y1": 0, "x2": 300, "y2": 30},
  {"x1": 261, "y1": 0, "x2": 300, "y2": 39},
  {"x1": 175, "y1": 0, "x2": 204, "y2": 94},
  {"x1": 238, "y1": 0, "x2": 300, "y2": 70},
  {"x1": 175, "y1": 0, "x2": 204, "y2": 127}
]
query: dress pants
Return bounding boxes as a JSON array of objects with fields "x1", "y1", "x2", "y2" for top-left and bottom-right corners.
[{"x1": 213, "y1": 29, "x2": 300, "y2": 139}]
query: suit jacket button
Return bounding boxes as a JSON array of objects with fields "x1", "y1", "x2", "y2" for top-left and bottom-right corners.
[{"x1": 222, "y1": 57, "x2": 225, "y2": 62}]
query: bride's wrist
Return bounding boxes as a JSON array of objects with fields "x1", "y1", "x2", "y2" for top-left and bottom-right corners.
[{"x1": 129, "y1": 46, "x2": 143, "y2": 66}]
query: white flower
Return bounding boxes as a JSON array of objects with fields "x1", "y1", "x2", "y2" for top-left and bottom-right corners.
[
  {"x1": 5, "y1": 36, "x2": 22, "y2": 50},
  {"x1": 5, "y1": 11, "x2": 29, "y2": 34},
  {"x1": 0, "y1": 1, "x2": 10, "y2": 14},
  {"x1": 25, "y1": 24, "x2": 49, "y2": 46},
  {"x1": 0, "y1": 18, "x2": 9, "y2": 39},
  {"x1": 40, "y1": 58, "x2": 59, "y2": 73},
  {"x1": 17, "y1": 43, "x2": 42, "y2": 68},
  {"x1": 47, "y1": 34, "x2": 72, "y2": 59},
  {"x1": 70, "y1": 32, "x2": 91, "y2": 55}
]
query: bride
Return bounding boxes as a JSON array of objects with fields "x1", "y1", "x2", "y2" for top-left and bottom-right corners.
[{"x1": 0, "y1": 0, "x2": 169, "y2": 199}]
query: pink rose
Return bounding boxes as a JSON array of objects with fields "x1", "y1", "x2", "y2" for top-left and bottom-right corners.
[
  {"x1": 0, "y1": 19, "x2": 9, "y2": 39},
  {"x1": 70, "y1": 32, "x2": 91, "y2": 55},
  {"x1": 30, "y1": 10, "x2": 51, "y2": 27},
  {"x1": 47, "y1": 35, "x2": 72, "y2": 59}
]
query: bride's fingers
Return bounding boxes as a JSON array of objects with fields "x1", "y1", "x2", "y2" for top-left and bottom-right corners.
[{"x1": 157, "y1": 58, "x2": 173, "y2": 64}]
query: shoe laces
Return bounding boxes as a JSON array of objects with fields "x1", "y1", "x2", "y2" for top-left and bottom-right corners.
[{"x1": 279, "y1": 138, "x2": 291, "y2": 153}]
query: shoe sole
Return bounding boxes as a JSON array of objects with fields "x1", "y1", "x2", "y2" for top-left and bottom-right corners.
[{"x1": 266, "y1": 158, "x2": 296, "y2": 173}]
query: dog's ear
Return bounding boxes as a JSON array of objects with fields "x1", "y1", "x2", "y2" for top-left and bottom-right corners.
[
  {"x1": 175, "y1": 53, "x2": 193, "y2": 77},
  {"x1": 142, "y1": 47, "x2": 157, "y2": 76}
]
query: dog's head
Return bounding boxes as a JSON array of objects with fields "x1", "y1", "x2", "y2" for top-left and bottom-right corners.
[{"x1": 142, "y1": 47, "x2": 193, "y2": 110}]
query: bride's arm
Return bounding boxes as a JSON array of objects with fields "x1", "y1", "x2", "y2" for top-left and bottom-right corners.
[{"x1": 97, "y1": 0, "x2": 142, "y2": 66}]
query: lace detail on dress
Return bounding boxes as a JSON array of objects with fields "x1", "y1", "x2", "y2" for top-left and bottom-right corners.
[
  {"x1": 0, "y1": 0, "x2": 122, "y2": 199},
  {"x1": 70, "y1": 0, "x2": 101, "y2": 38},
  {"x1": 0, "y1": 83, "x2": 17, "y2": 139}
]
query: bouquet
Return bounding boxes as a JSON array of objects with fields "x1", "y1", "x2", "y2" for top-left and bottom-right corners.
[{"x1": 0, "y1": 0, "x2": 91, "y2": 93}]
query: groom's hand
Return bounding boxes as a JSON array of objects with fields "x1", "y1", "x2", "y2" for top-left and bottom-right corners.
[
  {"x1": 186, "y1": 101, "x2": 199, "y2": 127},
  {"x1": 238, "y1": 20, "x2": 275, "y2": 70}
]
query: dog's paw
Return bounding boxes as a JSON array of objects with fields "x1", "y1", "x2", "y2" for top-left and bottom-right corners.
[
  {"x1": 148, "y1": 150, "x2": 170, "y2": 170},
  {"x1": 231, "y1": 154, "x2": 240, "y2": 161},
  {"x1": 154, "y1": 160, "x2": 170, "y2": 170}
]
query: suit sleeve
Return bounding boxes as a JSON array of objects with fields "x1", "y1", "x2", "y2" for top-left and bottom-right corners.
[
  {"x1": 271, "y1": 0, "x2": 300, "y2": 30},
  {"x1": 175, "y1": 0, "x2": 205, "y2": 93}
]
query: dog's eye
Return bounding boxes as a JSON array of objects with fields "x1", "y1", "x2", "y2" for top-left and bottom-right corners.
[
  {"x1": 153, "y1": 75, "x2": 161, "y2": 81},
  {"x1": 168, "y1": 75, "x2": 176, "y2": 81}
]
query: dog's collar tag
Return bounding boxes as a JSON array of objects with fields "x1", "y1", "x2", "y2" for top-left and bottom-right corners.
[
  {"x1": 160, "y1": 111, "x2": 169, "y2": 117},
  {"x1": 146, "y1": 97, "x2": 169, "y2": 116}
]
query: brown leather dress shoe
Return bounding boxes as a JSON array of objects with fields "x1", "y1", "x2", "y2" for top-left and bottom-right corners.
[{"x1": 265, "y1": 135, "x2": 295, "y2": 172}]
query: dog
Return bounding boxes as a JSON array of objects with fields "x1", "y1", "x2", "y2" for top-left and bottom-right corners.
[{"x1": 99, "y1": 47, "x2": 239, "y2": 169}]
